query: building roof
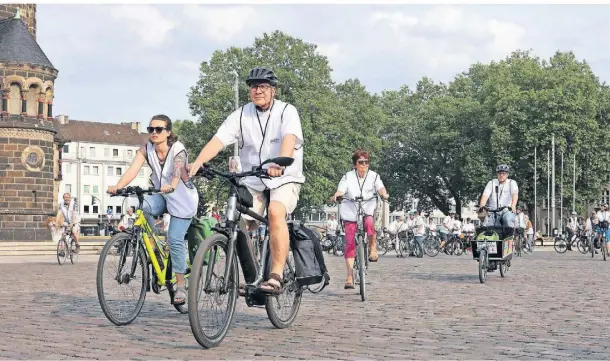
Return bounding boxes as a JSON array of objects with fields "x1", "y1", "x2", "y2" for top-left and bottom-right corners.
[
  {"x1": 55, "y1": 119, "x2": 148, "y2": 146},
  {"x1": 0, "y1": 15, "x2": 55, "y2": 69}
]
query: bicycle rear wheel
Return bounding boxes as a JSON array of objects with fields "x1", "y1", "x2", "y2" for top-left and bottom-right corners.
[
  {"x1": 357, "y1": 234, "x2": 366, "y2": 301},
  {"x1": 57, "y1": 238, "x2": 68, "y2": 265},
  {"x1": 97, "y1": 232, "x2": 148, "y2": 326},
  {"x1": 188, "y1": 233, "x2": 238, "y2": 349},
  {"x1": 554, "y1": 239, "x2": 568, "y2": 253}
]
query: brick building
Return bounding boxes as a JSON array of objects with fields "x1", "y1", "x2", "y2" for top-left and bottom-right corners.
[{"x1": 0, "y1": 5, "x2": 64, "y2": 240}]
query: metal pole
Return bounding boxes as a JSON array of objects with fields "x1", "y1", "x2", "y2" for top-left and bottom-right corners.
[
  {"x1": 547, "y1": 149, "x2": 550, "y2": 236},
  {"x1": 534, "y1": 146, "x2": 537, "y2": 236},
  {"x1": 573, "y1": 153, "x2": 576, "y2": 213},
  {"x1": 233, "y1": 70, "x2": 239, "y2": 157},
  {"x1": 561, "y1": 151, "x2": 564, "y2": 232},
  {"x1": 551, "y1": 134, "x2": 555, "y2": 231}
]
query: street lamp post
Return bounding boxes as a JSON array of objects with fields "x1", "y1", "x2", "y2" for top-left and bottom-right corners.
[{"x1": 232, "y1": 70, "x2": 239, "y2": 157}]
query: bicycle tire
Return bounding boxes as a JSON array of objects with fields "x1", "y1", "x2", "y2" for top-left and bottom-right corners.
[
  {"x1": 188, "y1": 233, "x2": 238, "y2": 349},
  {"x1": 603, "y1": 242, "x2": 607, "y2": 261},
  {"x1": 452, "y1": 239, "x2": 463, "y2": 256},
  {"x1": 478, "y1": 249, "x2": 487, "y2": 284},
  {"x1": 424, "y1": 238, "x2": 440, "y2": 257},
  {"x1": 499, "y1": 261, "x2": 508, "y2": 277},
  {"x1": 265, "y1": 250, "x2": 302, "y2": 329},
  {"x1": 56, "y1": 238, "x2": 68, "y2": 265},
  {"x1": 591, "y1": 238, "x2": 595, "y2": 258},
  {"x1": 97, "y1": 232, "x2": 148, "y2": 326},
  {"x1": 554, "y1": 239, "x2": 568, "y2": 253},
  {"x1": 70, "y1": 240, "x2": 79, "y2": 264},
  {"x1": 357, "y1": 234, "x2": 366, "y2": 301}
]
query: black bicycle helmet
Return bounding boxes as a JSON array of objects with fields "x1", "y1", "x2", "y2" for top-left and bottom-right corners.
[
  {"x1": 245, "y1": 66, "x2": 278, "y2": 86},
  {"x1": 496, "y1": 164, "x2": 510, "y2": 173}
]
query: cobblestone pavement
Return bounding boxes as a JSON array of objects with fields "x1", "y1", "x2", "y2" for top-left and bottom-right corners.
[{"x1": 1, "y1": 249, "x2": 609, "y2": 360}]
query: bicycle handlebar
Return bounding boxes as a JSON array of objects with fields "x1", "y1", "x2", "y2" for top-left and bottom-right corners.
[
  {"x1": 480, "y1": 205, "x2": 510, "y2": 213},
  {"x1": 109, "y1": 186, "x2": 164, "y2": 197},
  {"x1": 194, "y1": 156, "x2": 292, "y2": 182}
]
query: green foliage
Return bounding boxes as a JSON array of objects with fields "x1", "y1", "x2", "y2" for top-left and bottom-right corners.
[{"x1": 179, "y1": 31, "x2": 610, "y2": 218}]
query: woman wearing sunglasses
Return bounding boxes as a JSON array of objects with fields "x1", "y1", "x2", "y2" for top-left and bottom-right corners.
[
  {"x1": 330, "y1": 150, "x2": 389, "y2": 289},
  {"x1": 107, "y1": 114, "x2": 198, "y2": 305}
]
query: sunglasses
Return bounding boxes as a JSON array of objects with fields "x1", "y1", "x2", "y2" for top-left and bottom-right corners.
[
  {"x1": 147, "y1": 126, "x2": 167, "y2": 134},
  {"x1": 357, "y1": 160, "x2": 369, "y2": 165}
]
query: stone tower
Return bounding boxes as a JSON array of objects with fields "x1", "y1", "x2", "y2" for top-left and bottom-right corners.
[
  {"x1": 0, "y1": 4, "x2": 35, "y2": 39},
  {"x1": 0, "y1": 7, "x2": 64, "y2": 241}
]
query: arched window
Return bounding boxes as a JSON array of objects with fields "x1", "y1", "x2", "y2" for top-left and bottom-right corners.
[
  {"x1": 44, "y1": 88, "x2": 53, "y2": 118},
  {"x1": 26, "y1": 84, "x2": 39, "y2": 116},
  {"x1": 8, "y1": 83, "x2": 21, "y2": 114}
]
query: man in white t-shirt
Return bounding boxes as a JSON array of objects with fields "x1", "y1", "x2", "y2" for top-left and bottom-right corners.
[
  {"x1": 325, "y1": 214, "x2": 339, "y2": 239},
  {"x1": 427, "y1": 218, "x2": 437, "y2": 237},
  {"x1": 462, "y1": 218, "x2": 475, "y2": 237},
  {"x1": 58, "y1": 193, "x2": 81, "y2": 251},
  {"x1": 440, "y1": 211, "x2": 456, "y2": 245},
  {"x1": 411, "y1": 210, "x2": 426, "y2": 258},
  {"x1": 188, "y1": 67, "x2": 305, "y2": 295},
  {"x1": 478, "y1": 164, "x2": 519, "y2": 230}
]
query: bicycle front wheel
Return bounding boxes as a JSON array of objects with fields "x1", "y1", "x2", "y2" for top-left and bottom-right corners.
[
  {"x1": 478, "y1": 249, "x2": 487, "y2": 284},
  {"x1": 57, "y1": 238, "x2": 68, "y2": 265},
  {"x1": 70, "y1": 240, "x2": 79, "y2": 264},
  {"x1": 188, "y1": 233, "x2": 238, "y2": 349},
  {"x1": 424, "y1": 238, "x2": 440, "y2": 257},
  {"x1": 357, "y1": 235, "x2": 366, "y2": 301},
  {"x1": 97, "y1": 232, "x2": 148, "y2": 326}
]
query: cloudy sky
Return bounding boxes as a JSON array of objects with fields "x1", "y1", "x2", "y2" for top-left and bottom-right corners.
[{"x1": 35, "y1": 4, "x2": 609, "y2": 128}]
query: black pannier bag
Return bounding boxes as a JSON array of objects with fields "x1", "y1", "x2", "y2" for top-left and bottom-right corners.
[{"x1": 288, "y1": 220, "x2": 326, "y2": 287}]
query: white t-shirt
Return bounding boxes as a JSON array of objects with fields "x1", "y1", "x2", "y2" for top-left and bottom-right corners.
[
  {"x1": 145, "y1": 141, "x2": 199, "y2": 219},
  {"x1": 326, "y1": 218, "x2": 338, "y2": 233},
  {"x1": 597, "y1": 210, "x2": 610, "y2": 223},
  {"x1": 516, "y1": 213, "x2": 526, "y2": 228},
  {"x1": 453, "y1": 220, "x2": 462, "y2": 235},
  {"x1": 568, "y1": 217, "x2": 580, "y2": 232},
  {"x1": 441, "y1": 216, "x2": 454, "y2": 234},
  {"x1": 337, "y1": 169, "x2": 384, "y2": 222},
  {"x1": 483, "y1": 178, "x2": 519, "y2": 210},
  {"x1": 412, "y1": 216, "x2": 426, "y2": 237},
  {"x1": 428, "y1": 222, "x2": 437, "y2": 234},
  {"x1": 163, "y1": 213, "x2": 171, "y2": 232},
  {"x1": 214, "y1": 99, "x2": 305, "y2": 191},
  {"x1": 59, "y1": 199, "x2": 80, "y2": 224},
  {"x1": 462, "y1": 223, "x2": 475, "y2": 234}
]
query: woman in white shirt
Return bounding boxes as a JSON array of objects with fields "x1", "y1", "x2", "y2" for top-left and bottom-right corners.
[
  {"x1": 330, "y1": 150, "x2": 389, "y2": 289},
  {"x1": 108, "y1": 114, "x2": 199, "y2": 306}
]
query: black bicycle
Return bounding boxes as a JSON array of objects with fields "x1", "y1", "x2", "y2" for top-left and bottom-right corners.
[{"x1": 188, "y1": 157, "x2": 304, "y2": 349}]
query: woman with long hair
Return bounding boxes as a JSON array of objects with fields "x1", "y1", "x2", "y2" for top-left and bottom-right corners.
[{"x1": 107, "y1": 114, "x2": 198, "y2": 305}]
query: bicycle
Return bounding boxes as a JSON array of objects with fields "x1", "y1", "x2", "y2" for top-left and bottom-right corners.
[
  {"x1": 336, "y1": 195, "x2": 382, "y2": 302},
  {"x1": 188, "y1": 156, "x2": 305, "y2": 349},
  {"x1": 473, "y1": 206, "x2": 513, "y2": 284},
  {"x1": 96, "y1": 186, "x2": 192, "y2": 326},
  {"x1": 56, "y1": 224, "x2": 78, "y2": 265},
  {"x1": 396, "y1": 230, "x2": 424, "y2": 258},
  {"x1": 423, "y1": 234, "x2": 441, "y2": 257}
]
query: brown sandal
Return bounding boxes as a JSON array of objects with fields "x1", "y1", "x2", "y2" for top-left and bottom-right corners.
[
  {"x1": 344, "y1": 276, "x2": 354, "y2": 289},
  {"x1": 258, "y1": 273, "x2": 283, "y2": 295}
]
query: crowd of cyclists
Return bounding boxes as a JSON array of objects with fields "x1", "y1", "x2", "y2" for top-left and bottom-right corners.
[{"x1": 46, "y1": 66, "x2": 610, "y2": 346}]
